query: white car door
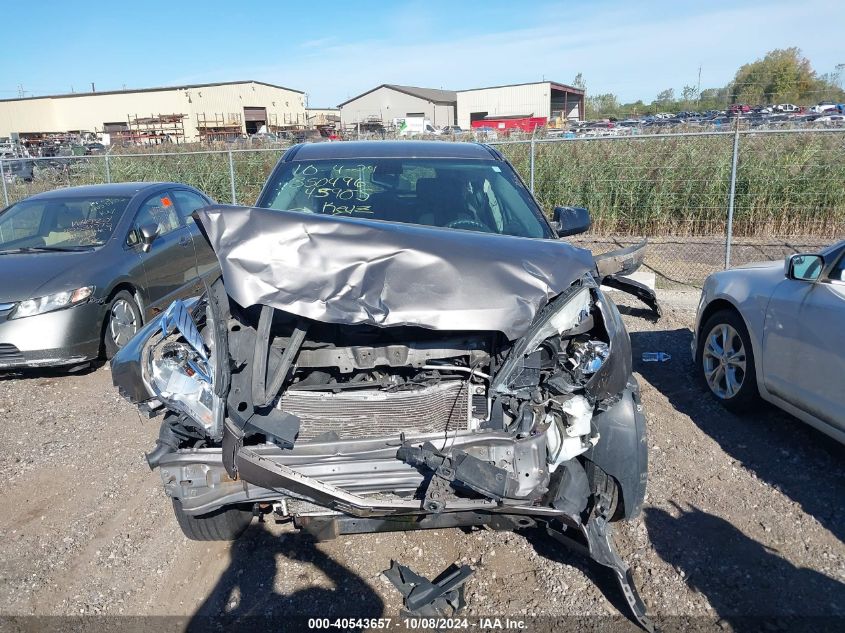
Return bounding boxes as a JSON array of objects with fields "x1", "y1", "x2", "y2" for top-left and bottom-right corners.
[{"x1": 762, "y1": 247, "x2": 845, "y2": 432}]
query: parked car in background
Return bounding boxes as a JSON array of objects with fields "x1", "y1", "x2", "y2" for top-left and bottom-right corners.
[
  {"x1": 0, "y1": 152, "x2": 34, "y2": 182},
  {"x1": 0, "y1": 183, "x2": 218, "y2": 369},
  {"x1": 396, "y1": 117, "x2": 440, "y2": 136},
  {"x1": 84, "y1": 142, "x2": 107, "y2": 155},
  {"x1": 813, "y1": 114, "x2": 845, "y2": 123},
  {"x1": 809, "y1": 102, "x2": 837, "y2": 114},
  {"x1": 292, "y1": 129, "x2": 332, "y2": 143},
  {"x1": 692, "y1": 240, "x2": 845, "y2": 444},
  {"x1": 249, "y1": 132, "x2": 279, "y2": 143},
  {"x1": 441, "y1": 125, "x2": 464, "y2": 135}
]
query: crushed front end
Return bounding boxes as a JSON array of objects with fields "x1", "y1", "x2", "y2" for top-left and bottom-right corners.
[
  {"x1": 111, "y1": 205, "x2": 652, "y2": 629},
  {"x1": 112, "y1": 273, "x2": 650, "y2": 629}
]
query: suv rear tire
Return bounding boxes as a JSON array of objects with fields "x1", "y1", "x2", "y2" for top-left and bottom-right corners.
[{"x1": 172, "y1": 499, "x2": 254, "y2": 541}]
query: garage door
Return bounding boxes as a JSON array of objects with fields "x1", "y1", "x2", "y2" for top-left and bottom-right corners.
[{"x1": 244, "y1": 107, "x2": 267, "y2": 122}]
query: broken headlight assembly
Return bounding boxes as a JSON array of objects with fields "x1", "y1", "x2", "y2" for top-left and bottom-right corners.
[
  {"x1": 491, "y1": 277, "x2": 625, "y2": 471},
  {"x1": 140, "y1": 296, "x2": 225, "y2": 439}
]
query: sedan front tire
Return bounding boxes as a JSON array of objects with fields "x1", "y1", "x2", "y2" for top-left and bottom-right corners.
[{"x1": 697, "y1": 309, "x2": 759, "y2": 410}]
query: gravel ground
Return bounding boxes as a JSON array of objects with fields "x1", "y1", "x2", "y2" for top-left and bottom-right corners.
[{"x1": 0, "y1": 294, "x2": 843, "y2": 632}]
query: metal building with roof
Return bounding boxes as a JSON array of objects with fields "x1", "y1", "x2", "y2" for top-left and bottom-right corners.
[
  {"x1": 457, "y1": 81, "x2": 585, "y2": 129},
  {"x1": 0, "y1": 80, "x2": 307, "y2": 144},
  {"x1": 337, "y1": 84, "x2": 457, "y2": 129}
]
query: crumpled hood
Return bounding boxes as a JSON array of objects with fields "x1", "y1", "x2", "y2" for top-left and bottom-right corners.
[
  {"x1": 0, "y1": 251, "x2": 96, "y2": 303},
  {"x1": 194, "y1": 206, "x2": 596, "y2": 340}
]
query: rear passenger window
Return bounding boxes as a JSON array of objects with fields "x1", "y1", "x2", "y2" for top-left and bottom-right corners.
[
  {"x1": 172, "y1": 190, "x2": 210, "y2": 222},
  {"x1": 126, "y1": 194, "x2": 181, "y2": 246}
]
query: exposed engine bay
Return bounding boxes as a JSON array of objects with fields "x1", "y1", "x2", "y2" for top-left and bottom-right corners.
[
  {"x1": 112, "y1": 273, "x2": 652, "y2": 629},
  {"x1": 111, "y1": 204, "x2": 656, "y2": 630}
]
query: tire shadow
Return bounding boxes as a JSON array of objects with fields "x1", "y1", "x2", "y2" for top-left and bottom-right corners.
[
  {"x1": 631, "y1": 328, "x2": 845, "y2": 544},
  {"x1": 645, "y1": 503, "x2": 845, "y2": 626},
  {"x1": 188, "y1": 522, "x2": 384, "y2": 632}
]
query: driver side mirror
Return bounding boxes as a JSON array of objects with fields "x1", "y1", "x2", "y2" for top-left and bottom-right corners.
[
  {"x1": 138, "y1": 223, "x2": 159, "y2": 253},
  {"x1": 785, "y1": 253, "x2": 824, "y2": 281},
  {"x1": 552, "y1": 206, "x2": 591, "y2": 237}
]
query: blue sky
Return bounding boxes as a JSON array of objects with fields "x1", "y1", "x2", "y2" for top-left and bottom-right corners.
[{"x1": 2, "y1": 0, "x2": 843, "y2": 106}]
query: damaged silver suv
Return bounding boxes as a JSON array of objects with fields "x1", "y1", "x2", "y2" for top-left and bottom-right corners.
[{"x1": 112, "y1": 141, "x2": 657, "y2": 628}]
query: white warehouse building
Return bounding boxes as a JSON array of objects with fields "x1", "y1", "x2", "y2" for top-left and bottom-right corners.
[
  {"x1": 0, "y1": 80, "x2": 307, "y2": 143},
  {"x1": 337, "y1": 84, "x2": 457, "y2": 128},
  {"x1": 457, "y1": 81, "x2": 584, "y2": 129}
]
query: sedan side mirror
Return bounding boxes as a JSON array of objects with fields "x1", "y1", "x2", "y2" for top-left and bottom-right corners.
[
  {"x1": 785, "y1": 253, "x2": 824, "y2": 281},
  {"x1": 552, "y1": 206, "x2": 591, "y2": 237},
  {"x1": 138, "y1": 223, "x2": 159, "y2": 253}
]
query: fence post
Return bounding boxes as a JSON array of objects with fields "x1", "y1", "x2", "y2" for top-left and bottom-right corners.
[
  {"x1": 529, "y1": 136, "x2": 536, "y2": 193},
  {"x1": 724, "y1": 124, "x2": 741, "y2": 269},
  {"x1": 228, "y1": 150, "x2": 237, "y2": 205},
  {"x1": 104, "y1": 154, "x2": 111, "y2": 184},
  {"x1": 0, "y1": 160, "x2": 8, "y2": 207}
]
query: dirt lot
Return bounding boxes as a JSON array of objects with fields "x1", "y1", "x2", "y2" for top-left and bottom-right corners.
[{"x1": 0, "y1": 295, "x2": 843, "y2": 632}]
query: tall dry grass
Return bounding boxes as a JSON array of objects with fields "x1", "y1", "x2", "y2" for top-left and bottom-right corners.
[{"x1": 3, "y1": 132, "x2": 844, "y2": 239}]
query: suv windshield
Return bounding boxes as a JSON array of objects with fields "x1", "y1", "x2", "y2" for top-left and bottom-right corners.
[
  {"x1": 0, "y1": 196, "x2": 131, "y2": 252},
  {"x1": 257, "y1": 158, "x2": 553, "y2": 238}
]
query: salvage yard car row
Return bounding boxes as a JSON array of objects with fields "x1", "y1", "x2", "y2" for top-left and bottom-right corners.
[{"x1": 0, "y1": 140, "x2": 842, "y2": 629}]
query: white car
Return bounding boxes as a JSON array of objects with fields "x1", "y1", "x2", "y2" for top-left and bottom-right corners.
[
  {"x1": 809, "y1": 103, "x2": 837, "y2": 114},
  {"x1": 692, "y1": 241, "x2": 845, "y2": 444}
]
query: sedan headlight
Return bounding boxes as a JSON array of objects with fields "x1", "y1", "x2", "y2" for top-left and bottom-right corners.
[
  {"x1": 11, "y1": 286, "x2": 94, "y2": 319},
  {"x1": 141, "y1": 297, "x2": 225, "y2": 438}
]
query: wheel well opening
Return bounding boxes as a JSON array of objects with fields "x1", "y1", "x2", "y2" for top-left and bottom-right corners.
[
  {"x1": 699, "y1": 299, "x2": 743, "y2": 340},
  {"x1": 99, "y1": 284, "x2": 143, "y2": 353},
  {"x1": 107, "y1": 284, "x2": 143, "y2": 319},
  {"x1": 695, "y1": 299, "x2": 748, "y2": 362}
]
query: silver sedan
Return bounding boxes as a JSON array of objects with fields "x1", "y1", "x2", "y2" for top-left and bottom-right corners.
[{"x1": 692, "y1": 240, "x2": 845, "y2": 444}]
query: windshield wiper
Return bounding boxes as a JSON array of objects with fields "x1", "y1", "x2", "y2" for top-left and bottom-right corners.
[{"x1": 0, "y1": 245, "x2": 96, "y2": 254}]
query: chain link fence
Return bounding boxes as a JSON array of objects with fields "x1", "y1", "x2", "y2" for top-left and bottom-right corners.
[
  {"x1": 0, "y1": 147, "x2": 288, "y2": 210},
  {"x1": 492, "y1": 128, "x2": 845, "y2": 289},
  {"x1": 2, "y1": 129, "x2": 843, "y2": 291}
]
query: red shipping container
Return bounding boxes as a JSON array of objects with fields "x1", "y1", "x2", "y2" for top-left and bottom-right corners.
[{"x1": 471, "y1": 116, "x2": 547, "y2": 132}]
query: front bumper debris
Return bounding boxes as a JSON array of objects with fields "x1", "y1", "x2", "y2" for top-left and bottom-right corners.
[
  {"x1": 383, "y1": 561, "x2": 474, "y2": 617},
  {"x1": 548, "y1": 516, "x2": 654, "y2": 632}
]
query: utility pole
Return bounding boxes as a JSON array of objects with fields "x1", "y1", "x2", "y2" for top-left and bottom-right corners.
[
  {"x1": 91, "y1": 82, "x2": 96, "y2": 93},
  {"x1": 697, "y1": 65, "x2": 702, "y2": 98}
]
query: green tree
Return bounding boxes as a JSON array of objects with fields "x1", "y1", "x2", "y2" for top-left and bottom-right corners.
[
  {"x1": 681, "y1": 84, "x2": 698, "y2": 105},
  {"x1": 572, "y1": 72, "x2": 586, "y2": 91},
  {"x1": 729, "y1": 47, "x2": 843, "y2": 104},
  {"x1": 655, "y1": 88, "x2": 675, "y2": 106},
  {"x1": 586, "y1": 93, "x2": 620, "y2": 118}
]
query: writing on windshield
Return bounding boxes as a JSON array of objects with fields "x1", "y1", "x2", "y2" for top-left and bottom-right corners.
[{"x1": 0, "y1": 197, "x2": 130, "y2": 250}]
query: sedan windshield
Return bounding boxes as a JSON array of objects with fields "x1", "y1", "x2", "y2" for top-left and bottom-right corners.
[
  {"x1": 257, "y1": 158, "x2": 553, "y2": 239},
  {"x1": 0, "y1": 196, "x2": 130, "y2": 252}
]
